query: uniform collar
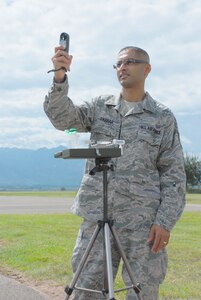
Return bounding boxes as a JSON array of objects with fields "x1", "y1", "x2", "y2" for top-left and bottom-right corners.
[
  {"x1": 105, "y1": 93, "x2": 121, "y2": 110},
  {"x1": 105, "y1": 92, "x2": 157, "y2": 114}
]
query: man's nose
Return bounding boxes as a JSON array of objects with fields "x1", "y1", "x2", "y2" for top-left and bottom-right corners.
[{"x1": 119, "y1": 62, "x2": 127, "y2": 70}]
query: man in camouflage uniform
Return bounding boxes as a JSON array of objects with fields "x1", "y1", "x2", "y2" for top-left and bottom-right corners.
[{"x1": 44, "y1": 45, "x2": 186, "y2": 299}]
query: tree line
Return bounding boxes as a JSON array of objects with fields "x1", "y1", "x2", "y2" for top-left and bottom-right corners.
[{"x1": 184, "y1": 154, "x2": 201, "y2": 192}]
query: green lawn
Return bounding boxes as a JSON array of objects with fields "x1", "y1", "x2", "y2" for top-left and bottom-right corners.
[
  {"x1": 0, "y1": 190, "x2": 77, "y2": 198},
  {"x1": 0, "y1": 211, "x2": 200, "y2": 299},
  {"x1": 185, "y1": 193, "x2": 201, "y2": 204}
]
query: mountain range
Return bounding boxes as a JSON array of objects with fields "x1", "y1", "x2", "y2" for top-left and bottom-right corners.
[{"x1": 0, "y1": 147, "x2": 85, "y2": 190}]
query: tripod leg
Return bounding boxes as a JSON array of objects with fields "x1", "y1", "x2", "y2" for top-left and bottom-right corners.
[
  {"x1": 109, "y1": 225, "x2": 143, "y2": 300},
  {"x1": 65, "y1": 224, "x2": 101, "y2": 300},
  {"x1": 104, "y1": 223, "x2": 115, "y2": 300},
  {"x1": 103, "y1": 239, "x2": 108, "y2": 295}
]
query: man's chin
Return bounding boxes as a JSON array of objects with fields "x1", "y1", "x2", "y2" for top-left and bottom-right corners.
[{"x1": 120, "y1": 80, "x2": 133, "y2": 88}]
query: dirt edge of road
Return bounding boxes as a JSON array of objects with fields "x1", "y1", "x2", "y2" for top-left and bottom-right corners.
[{"x1": 0, "y1": 266, "x2": 65, "y2": 300}]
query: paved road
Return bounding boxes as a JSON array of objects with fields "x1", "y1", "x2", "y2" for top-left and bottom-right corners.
[
  {"x1": 0, "y1": 196, "x2": 200, "y2": 213},
  {"x1": 0, "y1": 196, "x2": 74, "y2": 214},
  {"x1": 185, "y1": 203, "x2": 201, "y2": 211},
  {"x1": 0, "y1": 274, "x2": 50, "y2": 300}
]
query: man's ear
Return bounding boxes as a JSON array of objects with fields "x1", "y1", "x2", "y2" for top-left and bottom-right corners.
[{"x1": 144, "y1": 64, "x2": 151, "y2": 78}]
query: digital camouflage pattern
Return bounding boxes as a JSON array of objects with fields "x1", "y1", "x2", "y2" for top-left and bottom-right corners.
[{"x1": 44, "y1": 77, "x2": 186, "y2": 299}]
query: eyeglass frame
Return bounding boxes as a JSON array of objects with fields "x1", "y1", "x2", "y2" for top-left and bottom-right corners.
[{"x1": 113, "y1": 58, "x2": 149, "y2": 69}]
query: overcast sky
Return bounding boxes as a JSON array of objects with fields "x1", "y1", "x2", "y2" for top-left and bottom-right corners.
[{"x1": 0, "y1": 0, "x2": 200, "y2": 156}]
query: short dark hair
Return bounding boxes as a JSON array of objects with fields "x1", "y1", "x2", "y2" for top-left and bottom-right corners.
[{"x1": 118, "y1": 46, "x2": 150, "y2": 63}]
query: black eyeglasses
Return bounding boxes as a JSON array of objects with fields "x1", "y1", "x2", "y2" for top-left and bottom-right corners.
[{"x1": 113, "y1": 58, "x2": 148, "y2": 69}]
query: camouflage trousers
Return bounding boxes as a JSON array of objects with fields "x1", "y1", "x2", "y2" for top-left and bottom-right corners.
[{"x1": 70, "y1": 220, "x2": 167, "y2": 300}]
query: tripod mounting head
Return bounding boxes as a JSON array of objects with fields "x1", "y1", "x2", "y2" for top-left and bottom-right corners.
[
  {"x1": 54, "y1": 139, "x2": 125, "y2": 159},
  {"x1": 54, "y1": 147, "x2": 121, "y2": 159}
]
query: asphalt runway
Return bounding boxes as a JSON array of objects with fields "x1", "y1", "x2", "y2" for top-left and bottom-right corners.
[
  {"x1": 0, "y1": 196, "x2": 74, "y2": 214},
  {"x1": 0, "y1": 196, "x2": 200, "y2": 214},
  {"x1": 0, "y1": 274, "x2": 49, "y2": 300}
]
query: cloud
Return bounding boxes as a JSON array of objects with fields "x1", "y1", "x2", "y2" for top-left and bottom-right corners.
[
  {"x1": 0, "y1": 0, "x2": 200, "y2": 155},
  {"x1": 147, "y1": 71, "x2": 201, "y2": 112},
  {"x1": 180, "y1": 135, "x2": 192, "y2": 145}
]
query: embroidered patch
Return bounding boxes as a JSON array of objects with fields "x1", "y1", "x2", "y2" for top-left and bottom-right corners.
[{"x1": 140, "y1": 125, "x2": 161, "y2": 135}]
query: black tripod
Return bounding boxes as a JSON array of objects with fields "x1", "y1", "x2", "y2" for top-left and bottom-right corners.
[{"x1": 55, "y1": 148, "x2": 143, "y2": 300}]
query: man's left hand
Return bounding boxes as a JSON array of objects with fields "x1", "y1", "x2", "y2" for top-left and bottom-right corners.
[{"x1": 147, "y1": 224, "x2": 170, "y2": 253}]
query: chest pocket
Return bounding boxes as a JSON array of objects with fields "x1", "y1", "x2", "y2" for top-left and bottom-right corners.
[
  {"x1": 135, "y1": 126, "x2": 163, "y2": 164},
  {"x1": 137, "y1": 123, "x2": 163, "y2": 146},
  {"x1": 137, "y1": 130, "x2": 162, "y2": 146},
  {"x1": 91, "y1": 116, "x2": 120, "y2": 141}
]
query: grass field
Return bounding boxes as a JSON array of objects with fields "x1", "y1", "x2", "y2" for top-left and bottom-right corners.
[
  {"x1": 0, "y1": 210, "x2": 201, "y2": 299},
  {"x1": 185, "y1": 193, "x2": 201, "y2": 204},
  {"x1": 0, "y1": 190, "x2": 77, "y2": 198}
]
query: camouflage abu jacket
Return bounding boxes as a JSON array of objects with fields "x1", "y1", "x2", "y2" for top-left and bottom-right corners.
[{"x1": 44, "y1": 77, "x2": 186, "y2": 232}]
